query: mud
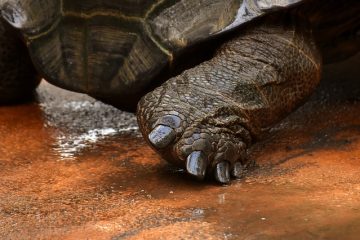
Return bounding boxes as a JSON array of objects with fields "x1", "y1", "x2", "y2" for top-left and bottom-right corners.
[{"x1": 0, "y1": 54, "x2": 359, "y2": 239}]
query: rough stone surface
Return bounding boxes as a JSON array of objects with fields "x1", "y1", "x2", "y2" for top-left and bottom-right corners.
[{"x1": 0, "y1": 54, "x2": 358, "y2": 239}]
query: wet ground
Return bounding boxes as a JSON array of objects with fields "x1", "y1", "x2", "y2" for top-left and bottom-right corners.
[{"x1": 0, "y1": 54, "x2": 359, "y2": 240}]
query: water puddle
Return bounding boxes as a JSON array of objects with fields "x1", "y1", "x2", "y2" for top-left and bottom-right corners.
[{"x1": 36, "y1": 81, "x2": 139, "y2": 160}]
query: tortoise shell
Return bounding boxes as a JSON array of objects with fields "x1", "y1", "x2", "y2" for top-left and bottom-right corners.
[{"x1": 0, "y1": 0, "x2": 302, "y2": 102}]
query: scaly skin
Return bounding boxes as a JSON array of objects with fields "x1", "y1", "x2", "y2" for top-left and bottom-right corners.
[{"x1": 137, "y1": 20, "x2": 322, "y2": 183}]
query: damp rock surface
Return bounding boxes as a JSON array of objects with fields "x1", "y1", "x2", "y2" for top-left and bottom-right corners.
[{"x1": 0, "y1": 54, "x2": 359, "y2": 239}]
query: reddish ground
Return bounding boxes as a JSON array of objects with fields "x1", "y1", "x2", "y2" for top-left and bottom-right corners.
[{"x1": 0, "y1": 55, "x2": 359, "y2": 239}]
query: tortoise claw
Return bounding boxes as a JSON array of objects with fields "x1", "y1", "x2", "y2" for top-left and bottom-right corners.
[
  {"x1": 214, "y1": 162, "x2": 230, "y2": 184},
  {"x1": 186, "y1": 151, "x2": 207, "y2": 180},
  {"x1": 148, "y1": 125, "x2": 176, "y2": 149},
  {"x1": 232, "y1": 162, "x2": 244, "y2": 178}
]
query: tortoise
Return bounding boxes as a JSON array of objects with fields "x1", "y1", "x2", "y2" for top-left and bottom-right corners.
[{"x1": 0, "y1": 0, "x2": 359, "y2": 183}]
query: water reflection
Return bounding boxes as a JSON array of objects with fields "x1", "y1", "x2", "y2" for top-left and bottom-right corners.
[{"x1": 37, "y1": 81, "x2": 139, "y2": 160}]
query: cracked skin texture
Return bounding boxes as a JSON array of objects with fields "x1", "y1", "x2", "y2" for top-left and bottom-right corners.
[
  {"x1": 0, "y1": 0, "x2": 358, "y2": 183},
  {"x1": 137, "y1": 20, "x2": 322, "y2": 182}
]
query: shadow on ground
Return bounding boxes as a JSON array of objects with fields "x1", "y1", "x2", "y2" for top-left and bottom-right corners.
[{"x1": 0, "y1": 54, "x2": 359, "y2": 239}]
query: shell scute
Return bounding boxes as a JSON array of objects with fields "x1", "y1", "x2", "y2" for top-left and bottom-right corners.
[
  {"x1": 1, "y1": 0, "x2": 305, "y2": 98},
  {"x1": 1, "y1": 0, "x2": 60, "y2": 34}
]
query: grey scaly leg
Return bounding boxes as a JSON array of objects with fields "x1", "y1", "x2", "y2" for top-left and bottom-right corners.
[{"x1": 137, "y1": 20, "x2": 322, "y2": 183}]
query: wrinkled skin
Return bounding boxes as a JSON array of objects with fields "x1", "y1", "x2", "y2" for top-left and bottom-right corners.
[
  {"x1": 137, "y1": 19, "x2": 322, "y2": 183},
  {"x1": 0, "y1": 0, "x2": 358, "y2": 184}
]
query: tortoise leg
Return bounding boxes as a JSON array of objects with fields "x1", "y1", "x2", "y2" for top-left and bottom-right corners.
[
  {"x1": 0, "y1": 20, "x2": 40, "y2": 104},
  {"x1": 137, "y1": 21, "x2": 322, "y2": 183}
]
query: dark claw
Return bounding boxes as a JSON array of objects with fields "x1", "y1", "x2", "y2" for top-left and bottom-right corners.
[
  {"x1": 186, "y1": 151, "x2": 207, "y2": 179},
  {"x1": 232, "y1": 162, "x2": 244, "y2": 178},
  {"x1": 215, "y1": 162, "x2": 230, "y2": 184},
  {"x1": 148, "y1": 125, "x2": 176, "y2": 149}
]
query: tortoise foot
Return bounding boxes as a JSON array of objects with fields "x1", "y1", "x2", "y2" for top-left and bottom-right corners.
[
  {"x1": 137, "y1": 90, "x2": 249, "y2": 184},
  {"x1": 173, "y1": 122, "x2": 248, "y2": 183}
]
